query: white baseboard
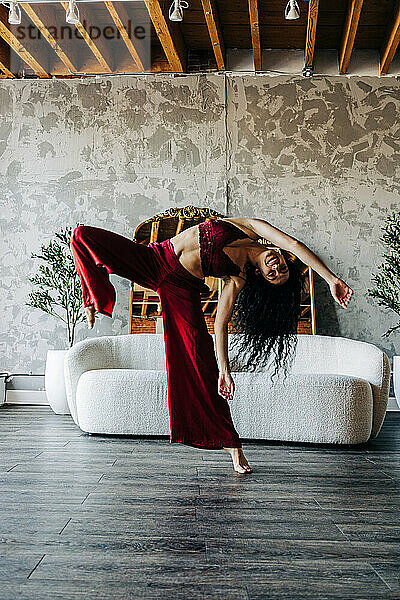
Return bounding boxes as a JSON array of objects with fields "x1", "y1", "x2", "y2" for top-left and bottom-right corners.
[
  {"x1": 387, "y1": 397, "x2": 399, "y2": 411},
  {"x1": 5, "y1": 390, "x2": 49, "y2": 405}
]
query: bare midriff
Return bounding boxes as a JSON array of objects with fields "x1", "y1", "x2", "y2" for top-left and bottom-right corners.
[{"x1": 169, "y1": 224, "x2": 204, "y2": 280}]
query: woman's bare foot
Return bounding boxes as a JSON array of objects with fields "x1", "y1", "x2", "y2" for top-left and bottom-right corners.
[
  {"x1": 85, "y1": 304, "x2": 96, "y2": 329},
  {"x1": 223, "y1": 447, "x2": 253, "y2": 474}
]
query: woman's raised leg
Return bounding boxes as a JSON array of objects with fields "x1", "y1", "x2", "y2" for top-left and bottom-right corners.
[{"x1": 70, "y1": 225, "x2": 163, "y2": 319}]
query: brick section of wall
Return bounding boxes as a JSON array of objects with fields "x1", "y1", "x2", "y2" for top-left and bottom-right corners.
[
  {"x1": 130, "y1": 316, "x2": 311, "y2": 335},
  {"x1": 130, "y1": 318, "x2": 157, "y2": 334},
  {"x1": 297, "y1": 322, "x2": 312, "y2": 334}
]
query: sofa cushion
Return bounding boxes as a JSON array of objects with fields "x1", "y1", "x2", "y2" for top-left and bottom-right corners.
[
  {"x1": 231, "y1": 372, "x2": 373, "y2": 444},
  {"x1": 76, "y1": 369, "x2": 373, "y2": 444},
  {"x1": 76, "y1": 369, "x2": 170, "y2": 435}
]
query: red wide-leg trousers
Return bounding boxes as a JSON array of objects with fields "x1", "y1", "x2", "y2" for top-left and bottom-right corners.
[{"x1": 70, "y1": 225, "x2": 242, "y2": 450}]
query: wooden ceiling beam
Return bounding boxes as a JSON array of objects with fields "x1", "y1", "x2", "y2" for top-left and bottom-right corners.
[
  {"x1": 0, "y1": 62, "x2": 13, "y2": 77},
  {"x1": 104, "y1": 1, "x2": 148, "y2": 71},
  {"x1": 60, "y1": 1, "x2": 114, "y2": 73},
  {"x1": 380, "y1": 1, "x2": 400, "y2": 75},
  {"x1": 21, "y1": 4, "x2": 79, "y2": 74},
  {"x1": 200, "y1": 0, "x2": 225, "y2": 70},
  {"x1": 0, "y1": 19, "x2": 50, "y2": 77},
  {"x1": 143, "y1": 0, "x2": 185, "y2": 72},
  {"x1": 0, "y1": 30, "x2": 13, "y2": 77},
  {"x1": 339, "y1": 0, "x2": 364, "y2": 74},
  {"x1": 304, "y1": 0, "x2": 319, "y2": 70},
  {"x1": 248, "y1": 0, "x2": 261, "y2": 71}
]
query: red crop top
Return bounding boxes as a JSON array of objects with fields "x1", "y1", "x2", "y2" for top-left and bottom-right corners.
[{"x1": 198, "y1": 218, "x2": 250, "y2": 278}]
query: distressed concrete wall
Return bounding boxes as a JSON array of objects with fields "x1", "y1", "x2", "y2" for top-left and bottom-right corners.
[
  {"x1": 0, "y1": 73, "x2": 399, "y2": 373},
  {"x1": 227, "y1": 75, "x2": 400, "y2": 365}
]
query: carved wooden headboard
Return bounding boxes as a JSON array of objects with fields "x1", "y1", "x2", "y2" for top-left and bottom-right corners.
[{"x1": 131, "y1": 205, "x2": 224, "y2": 244}]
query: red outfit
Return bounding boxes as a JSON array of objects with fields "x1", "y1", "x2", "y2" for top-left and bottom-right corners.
[
  {"x1": 198, "y1": 218, "x2": 248, "y2": 278},
  {"x1": 70, "y1": 219, "x2": 249, "y2": 450}
]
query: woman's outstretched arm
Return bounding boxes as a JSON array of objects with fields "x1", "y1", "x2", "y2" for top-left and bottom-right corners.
[
  {"x1": 291, "y1": 241, "x2": 354, "y2": 308},
  {"x1": 214, "y1": 276, "x2": 246, "y2": 400},
  {"x1": 244, "y1": 217, "x2": 354, "y2": 309}
]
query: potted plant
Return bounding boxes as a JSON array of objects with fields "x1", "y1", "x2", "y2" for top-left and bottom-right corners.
[
  {"x1": 26, "y1": 225, "x2": 87, "y2": 414},
  {"x1": 367, "y1": 210, "x2": 400, "y2": 407}
]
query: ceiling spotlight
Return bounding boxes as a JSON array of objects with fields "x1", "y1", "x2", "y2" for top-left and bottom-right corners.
[
  {"x1": 169, "y1": 0, "x2": 189, "y2": 22},
  {"x1": 285, "y1": 0, "x2": 300, "y2": 20},
  {"x1": 302, "y1": 66, "x2": 313, "y2": 77},
  {"x1": 66, "y1": 0, "x2": 79, "y2": 24},
  {"x1": 6, "y1": 0, "x2": 21, "y2": 25}
]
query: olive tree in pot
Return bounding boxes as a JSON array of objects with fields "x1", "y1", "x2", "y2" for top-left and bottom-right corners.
[
  {"x1": 26, "y1": 224, "x2": 86, "y2": 414},
  {"x1": 367, "y1": 210, "x2": 400, "y2": 408}
]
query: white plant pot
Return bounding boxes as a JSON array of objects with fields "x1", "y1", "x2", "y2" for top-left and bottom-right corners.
[
  {"x1": 45, "y1": 349, "x2": 70, "y2": 415},
  {"x1": 394, "y1": 356, "x2": 400, "y2": 409}
]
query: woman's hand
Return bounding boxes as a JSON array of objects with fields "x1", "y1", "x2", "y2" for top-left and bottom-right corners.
[
  {"x1": 218, "y1": 371, "x2": 235, "y2": 401},
  {"x1": 329, "y1": 277, "x2": 354, "y2": 309}
]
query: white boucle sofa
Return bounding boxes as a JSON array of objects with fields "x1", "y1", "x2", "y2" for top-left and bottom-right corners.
[{"x1": 64, "y1": 333, "x2": 390, "y2": 445}]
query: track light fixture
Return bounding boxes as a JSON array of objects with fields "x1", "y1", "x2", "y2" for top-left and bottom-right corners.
[
  {"x1": 66, "y1": 0, "x2": 79, "y2": 24},
  {"x1": 9, "y1": 0, "x2": 21, "y2": 24},
  {"x1": 168, "y1": 0, "x2": 189, "y2": 22},
  {"x1": 285, "y1": 0, "x2": 300, "y2": 20},
  {"x1": 1, "y1": 0, "x2": 22, "y2": 24}
]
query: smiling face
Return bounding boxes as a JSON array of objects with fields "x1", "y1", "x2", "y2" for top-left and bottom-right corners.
[{"x1": 258, "y1": 248, "x2": 290, "y2": 285}]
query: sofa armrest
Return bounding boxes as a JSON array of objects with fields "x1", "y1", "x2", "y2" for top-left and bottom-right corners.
[
  {"x1": 64, "y1": 336, "x2": 126, "y2": 425},
  {"x1": 370, "y1": 350, "x2": 391, "y2": 439},
  {"x1": 64, "y1": 334, "x2": 167, "y2": 425}
]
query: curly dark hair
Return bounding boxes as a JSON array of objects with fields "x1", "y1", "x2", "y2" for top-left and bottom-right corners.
[{"x1": 229, "y1": 249, "x2": 304, "y2": 383}]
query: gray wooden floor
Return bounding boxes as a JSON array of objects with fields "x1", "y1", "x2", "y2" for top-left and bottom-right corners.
[{"x1": 0, "y1": 405, "x2": 399, "y2": 600}]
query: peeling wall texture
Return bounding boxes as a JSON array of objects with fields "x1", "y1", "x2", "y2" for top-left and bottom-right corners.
[{"x1": 0, "y1": 73, "x2": 399, "y2": 373}]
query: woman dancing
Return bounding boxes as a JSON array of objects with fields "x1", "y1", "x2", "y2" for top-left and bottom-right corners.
[{"x1": 70, "y1": 216, "x2": 353, "y2": 474}]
